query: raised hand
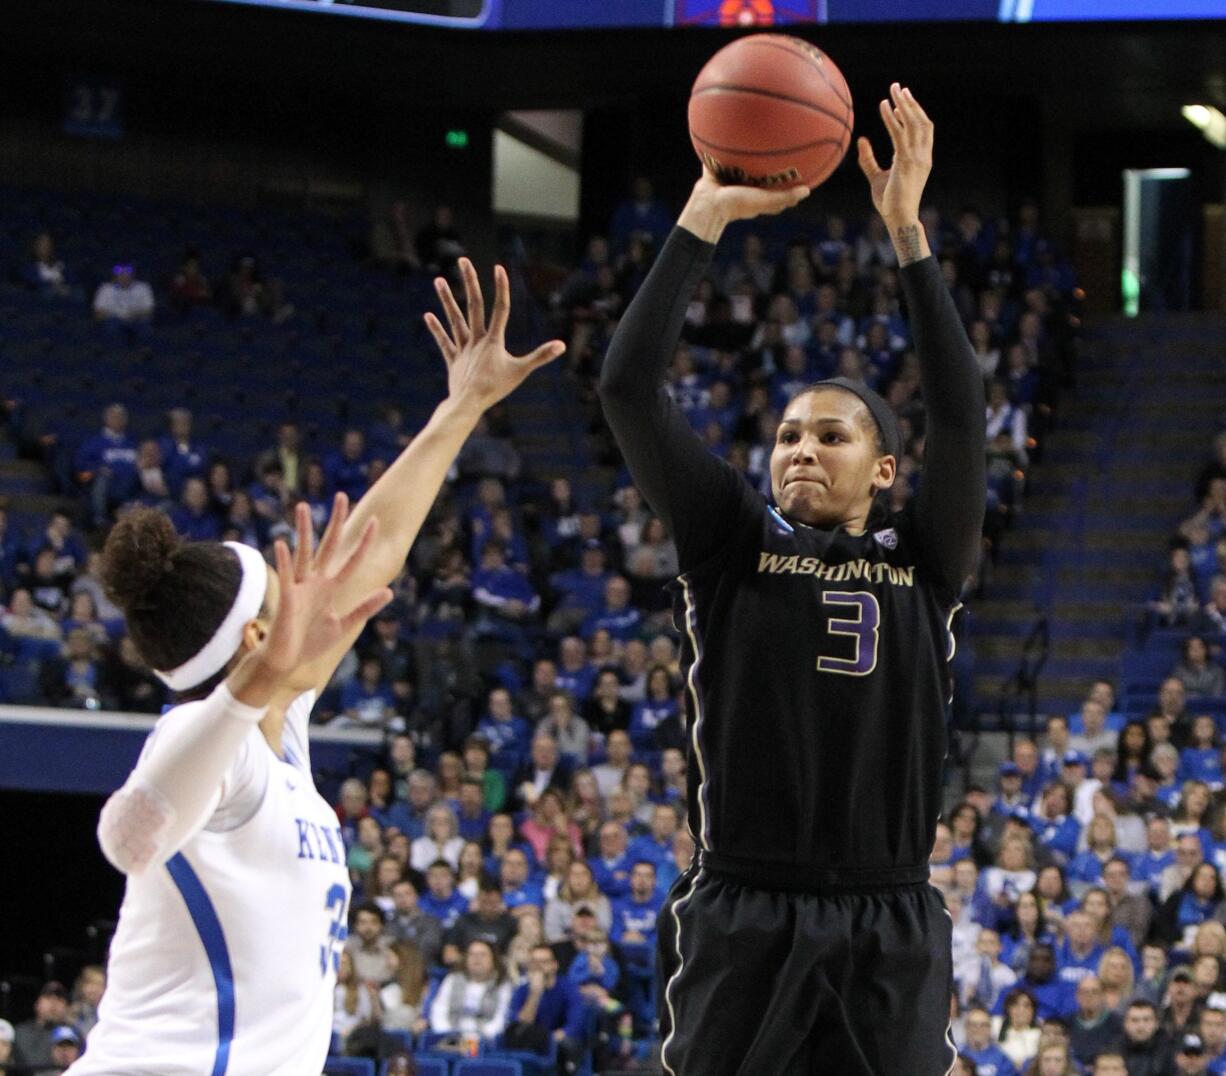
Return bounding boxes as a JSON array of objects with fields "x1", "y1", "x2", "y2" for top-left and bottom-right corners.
[
  {"x1": 678, "y1": 168, "x2": 809, "y2": 244},
  {"x1": 424, "y1": 258, "x2": 565, "y2": 413},
  {"x1": 259, "y1": 495, "x2": 392, "y2": 676},
  {"x1": 856, "y1": 83, "x2": 933, "y2": 229}
]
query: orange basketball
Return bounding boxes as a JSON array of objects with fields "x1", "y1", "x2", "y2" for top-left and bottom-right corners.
[{"x1": 688, "y1": 34, "x2": 854, "y2": 190}]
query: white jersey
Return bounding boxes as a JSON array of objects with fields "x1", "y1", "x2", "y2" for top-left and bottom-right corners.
[{"x1": 68, "y1": 692, "x2": 351, "y2": 1076}]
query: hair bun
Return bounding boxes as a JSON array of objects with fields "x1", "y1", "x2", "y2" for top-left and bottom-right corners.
[{"x1": 101, "y1": 508, "x2": 183, "y2": 612}]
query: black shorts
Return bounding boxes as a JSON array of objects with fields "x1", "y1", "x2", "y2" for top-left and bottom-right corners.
[{"x1": 656, "y1": 865, "x2": 956, "y2": 1076}]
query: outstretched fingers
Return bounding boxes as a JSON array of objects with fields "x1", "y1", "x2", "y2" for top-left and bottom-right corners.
[
  {"x1": 522, "y1": 339, "x2": 567, "y2": 372},
  {"x1": 857, "y1": 137, "x2": 885, "y2": 182},
  {"x1": 292, "y1": 501, "x2": 314, "y2": 581},
  {"x1": 459, "y1": 258, "x2": 486, "y2": 338},
  {"x1": 423, "y1": 311, "x2": 457, "y2": 363},
  {"x1": 488, "y1": 264, "x2": 511, "y2": 340},
  {"x1": 435, "y1": 276, "x2": 470, "y2": 348},
  {"x1": 313, "y1": 492, "x2": 350, "y2": 575}
]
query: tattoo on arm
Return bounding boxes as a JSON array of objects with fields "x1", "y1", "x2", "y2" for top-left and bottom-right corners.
[{"x1": 892, "y1": 224, "x2": 924, "y2": 267}]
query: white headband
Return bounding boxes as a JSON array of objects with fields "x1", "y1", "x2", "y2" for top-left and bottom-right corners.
[{"x1": 154, "y1": 542, "x2": 269, "y2": 692}]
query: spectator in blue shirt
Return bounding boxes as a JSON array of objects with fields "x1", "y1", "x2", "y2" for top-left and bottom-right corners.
[
  {"x1": 1054, "y1": 910, "x2": 1107, "y2": 990},
  {"x1": 610, "y1": 861, "x2": 664, "y2": 1025},
  {"x1": 1030, "y1": 783, "x2": 1081, "y2": 865},
  {"x1": 548, "y1": 540, "x2": 611, "y2": 637},
  {"x1": 1012, "y1": 740, "x2": 1045, "y2": 804},
  {"x1": 581, "y1": 576, "x2": 641, "y2": 644},
  {"x1": 325, "y1": 429, "x2": 372, "y2": 503},
  {"x1": 338, "y1": 656, "x2": 397, "y2": 731},
  {"x1": 566, "y1": 926, "x2": 620, "y2": 1007},
  {"x1": 477, "y1": 686, "x2": 531, "y2": 759},
  {"x1": 170, "y1": 477, "x2": 221, "y2": 543},
  {"x1": 993, "y1": 762, "x2": 1031, "y2": 818},
  {"x1": 419, "y1": 860, "x2": 469, "y2": 931},
  {"x1": 628, "y1": 665, "x2": 680, "y2": 752},
  {"x1": 1156, "y1": 863, "x2": 1225, "y2": 947},
  {"x1": 628, "y1": 805, "x2": 679, "y2": 877},
  {"x1": 506, "y1": 944, "x2": 588, "y2": 1069},
  {"x1": 35, "y1": 511, "x2": 87, "y2": 579},
  {"x1": 456, "y1": 777, "x2": 491, "y2": 842},
  {"x1": 1068, "y1": 814, "x2": 1127, "y2": 888},
  {"x1": 591, "y1": 821, "x2": 633, "y2": 902},
  {"x1": 992, "y1": 944, "x2": 1076, "y2": 1021},
  {"x1": 158, "y1": 407, "x2": 209, "y2": 498},
  {"x1": 1039, "y1": 715, "x2": 1072, "y2": 785},
  {"x1": 497, "y1": 848, "x2": 544, "y2": 912},
  {"x1": 75, "y1": 403, "x2": 138, "y2": 527},
  {"x1": 555, "y1": 635, "x2": 597, "y2": 703},
  {"x1": 1180, "y1": 716, "x2": 1222, "y2": 785},
  {"x1": 473, "y1": 542, "x2": 540, "y2": 637},
  {"x1": 959, "y1": 1004, "x2": 1017, "y2": 1076}
]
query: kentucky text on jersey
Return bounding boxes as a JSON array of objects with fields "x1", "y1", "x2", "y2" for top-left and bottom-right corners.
[
  {"x1": 296, "y1": 819, "x2": 348, "y2": 865},
  {"x1": 757, "y1": 552, "x2": 917, "y2": 586}
]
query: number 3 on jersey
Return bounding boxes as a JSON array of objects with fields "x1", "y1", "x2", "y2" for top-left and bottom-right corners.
[
  {"x1": 321, "y1": 884, "x2": 349, "y2": 976},
  {"x1": 816, "y1": 591, "x2": 880, "y2": 677}
]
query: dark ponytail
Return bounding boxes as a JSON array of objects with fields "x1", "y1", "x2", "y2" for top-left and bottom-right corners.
[{"x1": 101, "y1": 508, "x2": 242, "y2": 685}]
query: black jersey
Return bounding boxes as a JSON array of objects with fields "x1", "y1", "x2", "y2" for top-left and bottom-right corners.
[{"x1": 598, "y1": 227, "x2": 985, "y2": 887}]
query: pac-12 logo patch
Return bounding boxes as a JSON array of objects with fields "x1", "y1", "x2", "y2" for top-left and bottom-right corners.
[{"x1": 872, "y1": 528, "x2": 898, "y2": 549}]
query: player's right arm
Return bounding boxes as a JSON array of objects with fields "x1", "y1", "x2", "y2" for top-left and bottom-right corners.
[
  {"x1": 597, "y1": 174, "x2": 807, "y2": 568},
  {"x1": 97, "y1": 506, "x2": 390, "y2": 875}
]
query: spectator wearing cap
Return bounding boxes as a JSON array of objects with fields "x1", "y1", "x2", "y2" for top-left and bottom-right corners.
[
  {"x1": 0, "y1": 1018, "x2": 13, "y2": 1071},
  {"x1": 548, "y1": 540, "x2": 611, "y2": 637},
  {"x1": 959, "y1": 1004, "x2": 1018, "y2": 1076},
  {"x1": 993, "y1": 762, "x2": 1031, "y2": 817},
  {"x1": 1165, "y1": 967, "x2": 1208, "y2": 1040},
  {"x1": 12, "y1": 981, "x2": 70, "y2": 1068},
  {"x1": 1178, "y1": 1031, "x2": 1214, "y2": 1074},
  {"x1": 1121, "y1": 999, "x2": 1175, "y2": 1076},
  {"x1": 1069, "y1": 975, "x2": 1123, "y2": 1068},
  {"x1": 92, "y1": 262, "x2": 154, "y2": 344},
  {"x1": 37, "y1": 1025, "x2": 81, "y2": 1076}
]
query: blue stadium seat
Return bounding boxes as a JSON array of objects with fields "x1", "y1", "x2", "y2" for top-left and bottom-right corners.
[
  {"x1": 454, "y1": 1062, "x2": 523, "y2": 1076},
  {"x1": 395, "y1": 1059, "x2": 448, "y2": 1076},
  {"x1": 322, "y1": 1058, "x2": 376, "y2": 1076}
]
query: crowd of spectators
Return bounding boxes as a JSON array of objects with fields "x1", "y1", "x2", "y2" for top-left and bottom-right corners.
[{"x1": 1, "y1": 179, "x2": 1085, "y2": 1073}]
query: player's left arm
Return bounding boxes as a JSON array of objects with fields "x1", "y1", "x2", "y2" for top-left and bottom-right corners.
[
  {"x1": 859, "y1": 84, "x2": 986, "y2": 597},
  {"x1": 294, "y1": 262, "x2": 564, "y2": 695}
]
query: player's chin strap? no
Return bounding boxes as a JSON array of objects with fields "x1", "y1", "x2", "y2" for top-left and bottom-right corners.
[{"x1": 154, "y1": 542, "x2": 269, "y2": 692}]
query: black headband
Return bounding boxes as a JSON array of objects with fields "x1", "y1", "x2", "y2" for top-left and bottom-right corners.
[{"x1": 810, "y1": 377, "x2": 902, "y2": 460}]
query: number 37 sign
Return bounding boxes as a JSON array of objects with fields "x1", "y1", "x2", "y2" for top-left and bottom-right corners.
[{"x1": 64, "y1": 76, "x2": 124, "y2": 139}]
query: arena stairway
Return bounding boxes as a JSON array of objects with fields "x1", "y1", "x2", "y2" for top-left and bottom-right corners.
[{"x1": 967, "y1": 313, "x2": 1226, "y2": 749}]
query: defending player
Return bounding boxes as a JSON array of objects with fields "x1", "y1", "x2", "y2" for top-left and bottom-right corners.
[
  {"x1": 67, "y1": 263, "x2": 562, "y2": 1076},
  {"x1": 597, "y1": 85, "x2": 985, "y2": 1074}
]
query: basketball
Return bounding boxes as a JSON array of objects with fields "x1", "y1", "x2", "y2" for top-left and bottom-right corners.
[{"x1": 688, "y1": 34, "x2": 853, "y2": 190}]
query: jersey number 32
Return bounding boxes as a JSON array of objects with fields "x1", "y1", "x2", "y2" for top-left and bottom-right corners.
[
  {"x1": 816, "y1": 591, "x2": 880, "y2": 677},
  {"x1": 321, "y1": 883, "x2": 349, "y2": 976}
]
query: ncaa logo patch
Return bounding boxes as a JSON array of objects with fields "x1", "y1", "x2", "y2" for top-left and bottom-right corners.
[{"x1": 872, "y1": 528, "x2": 898, "y2": 549}]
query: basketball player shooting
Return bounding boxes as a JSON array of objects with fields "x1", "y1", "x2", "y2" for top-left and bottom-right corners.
[
  {"x1": 597, "y1": 85, "x2": 985, "y2": 1074},
  {"x1": 66, "y1": 263, "x2": 563, "y2": 1076}
]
